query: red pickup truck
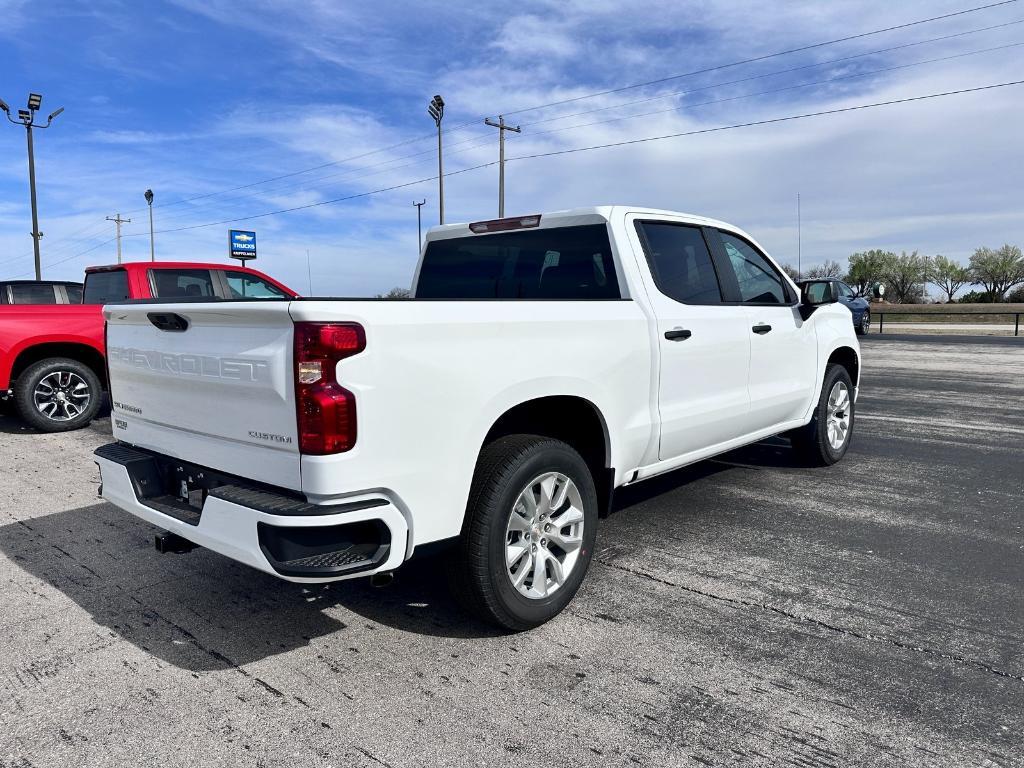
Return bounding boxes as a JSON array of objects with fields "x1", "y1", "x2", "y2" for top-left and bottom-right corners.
[{"x1": 0, "y1": 261, "x2": 296, "y2": 432}]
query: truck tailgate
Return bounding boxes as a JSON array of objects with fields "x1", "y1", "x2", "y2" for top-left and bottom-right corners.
[{"x1": 104, "y1": 301, "x2": 300, "y2": 489}]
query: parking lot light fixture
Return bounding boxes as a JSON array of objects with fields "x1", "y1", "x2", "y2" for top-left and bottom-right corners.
[
  {"x1": 428, "y1": 94, "x2": 445, "y2": 224},
  {"x1": 2, "y1": 91, "x2": 64, "y2": 280}
]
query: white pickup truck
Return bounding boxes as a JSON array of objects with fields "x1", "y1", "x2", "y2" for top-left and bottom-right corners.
[{"x1": 95, "y1": 206, "x2": 859, "y2": 629}]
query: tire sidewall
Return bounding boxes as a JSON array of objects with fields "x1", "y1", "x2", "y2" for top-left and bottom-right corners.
[
  {"x1": 816, "y1": 366, "x2": 854, "y2": 463},
  {"x1": 15, "y1": 358, "x2": 102, "y2": 432},
  {"x1": 484, "y1": 443, "x2": 598, "y2": 627},
  {"x1": 859, "y1": 310, "x2": 870, "y2": 335}
]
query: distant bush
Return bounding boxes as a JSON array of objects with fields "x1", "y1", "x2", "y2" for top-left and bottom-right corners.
[
  {"x1": 957, "y1": 290, "x2": 995, "y2": 304},
  {"x1": 1007, "y1": 286, "x2": 1024, "y2": 303}
]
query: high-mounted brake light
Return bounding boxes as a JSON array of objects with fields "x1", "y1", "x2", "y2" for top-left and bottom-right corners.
[
  {"x1": 468, "y1": 214, "x2": 542, "y2": 234},
  {"x1": 293, "y1": 322, "x2": 365, "y2": 454}
]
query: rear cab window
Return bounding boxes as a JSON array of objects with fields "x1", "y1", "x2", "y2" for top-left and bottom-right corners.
[
  {"x1": 149, "y1": 269, "x2": 217, "y2": 299},
  {"x1": 416, "y1": 224, "x2": 620, "y2": 299},
  {"x1": 635, "y1": 222, "x2": 723, "y2": 304},
  {"x1": 83, "y1": 270, "x2": 130, "y2": 304}
]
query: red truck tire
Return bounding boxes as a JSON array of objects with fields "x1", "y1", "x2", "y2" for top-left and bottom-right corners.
[{"x1": 13, "y1": 357, "x2": 103, "y2": 432}]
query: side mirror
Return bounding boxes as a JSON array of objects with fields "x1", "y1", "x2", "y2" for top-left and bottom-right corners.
[{"x1": 798, "y1": 279, "x2": 838, "y2": 319}]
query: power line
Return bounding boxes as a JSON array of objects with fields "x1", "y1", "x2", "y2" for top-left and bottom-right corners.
[
  {"x1": 507, "y1": 80, "x2": 1024, "y2": 162},
  {"x1": 517, "y1": 18, "x2": 1024, "y2": 129},
  {"x1": 116, "y1": 79, "x2": 1024, "y2": 238},
  {"x1": 16, "y1": 76, "x2": 1022, "y2": 279},
  {"x1": 93, "y1": 2, "x2": 1020, "y2": 224},
  {"x1": 522, "y1": 41, "x2": 1024, "y2": 140},
  {"x1": 501, "y1": 0, "x2": 1020, "y2": 117}
]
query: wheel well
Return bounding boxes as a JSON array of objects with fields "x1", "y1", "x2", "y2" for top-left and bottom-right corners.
[
  {"x1": 483, "y1": 396, "x2": 614, "y2": 516},
  {"x1": 11, "y1": 343, "x2": 106, "y2": 389},
  {"x1": 828, "y1": 346, "x2": 859, "y2": 387}
]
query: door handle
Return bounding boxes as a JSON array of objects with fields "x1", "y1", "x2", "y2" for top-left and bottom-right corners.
[
  {"x1": 751, "y1": 324, "x2": 772, "y2": 335},
  {"x1": 664, "y1": 328, "x2": 692, "y2": 341}
]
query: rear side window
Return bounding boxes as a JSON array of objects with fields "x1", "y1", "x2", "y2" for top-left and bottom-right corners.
[
  {"x1": 150, "y1": 269, "x2": 217, "y2": 298},
  {"x1": 717, "y1": 231, "x2": 789, "y2": 304},
  {"x1": 83, "y1": 270, "x2": 130, "y2": 304},
  {"x1": 416, "y1": 224, "x2": 619, "y2": 299},
  {"x1": 636, "y1": 222, "x2": 722, "y2": 304},
  {"x1": 224, "y1": 271, "x2": 288, "y2": 299},
  {"x1": 65, "y1": 284, "x2": 84, "y2": 303},
  {"x1": 8, "y1": 283, "x2": 58, "y2": 304}
]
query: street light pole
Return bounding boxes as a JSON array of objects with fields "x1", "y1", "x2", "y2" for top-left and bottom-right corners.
[
  {"x1": 484, "y1": 115, "x2": 521, "y2": 218},
  {"x1": 428, "y1": 95, "x2": 445, "y2": 225},
  {"x1": 144, "y1": 189, "x2": 155, "y2": 261},
  {"x1": 1, "y1": 93, "x2": 64, "y2": 280},
  {"x1": 413, "y1": 199, "x2": 426, "y2": 253}
]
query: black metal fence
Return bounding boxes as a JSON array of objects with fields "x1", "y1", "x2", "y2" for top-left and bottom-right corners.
[{"x1": 875, "y1": 310, "x2": 1021, "y2": 336}]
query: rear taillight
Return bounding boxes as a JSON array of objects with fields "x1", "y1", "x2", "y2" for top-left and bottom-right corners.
[{"x1": 293, "y1": 322, "x2": 365, "y2": 454}]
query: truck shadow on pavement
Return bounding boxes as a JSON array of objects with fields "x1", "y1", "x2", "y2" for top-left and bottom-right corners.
[{"x1": 0, "y1": 438, "x2": 802, "y2": 671}]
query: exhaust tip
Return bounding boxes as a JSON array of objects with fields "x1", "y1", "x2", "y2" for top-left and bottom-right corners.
[{"x1": 369, "y1": 571, "x2": 395, "y2": 588}]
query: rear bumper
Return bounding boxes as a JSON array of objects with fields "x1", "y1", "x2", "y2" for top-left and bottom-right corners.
[{"x1": 94, "y1": 442, "x2": 409, "y2": 583}]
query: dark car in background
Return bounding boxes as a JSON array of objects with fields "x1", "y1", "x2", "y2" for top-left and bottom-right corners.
[
  {"x1": 836, "y1": 281, "x2": 871, "y2": 335},
  {"x1": 1, "y1": 280, "x2": 83, "y2": 305}
]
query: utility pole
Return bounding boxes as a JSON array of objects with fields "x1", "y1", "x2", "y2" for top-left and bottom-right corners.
[
  {"x1": 484, "y1": 115, "x2": 521, "y2": 218},
  {"x1": 106, "y1": 214, "x2": 131, "y2": 264},
  {"x1": 413, "y1": 199, "x2": 426, "y2": 252},
  {"x1": 428, "y1": 95, "x2": 445, "y2": 224},
  {"x1": 144, "y1": 189, "x2": 155, "y2": 261},
  {"x1": 797, "y1": 193, "x2": 802, "y2": 280},
  {"x1": 1, "y1": 92, "x2": 65, "y2": 280}
]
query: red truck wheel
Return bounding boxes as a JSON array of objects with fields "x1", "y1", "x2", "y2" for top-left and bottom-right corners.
[{"x1": 14, "y1": 357, "x2": 102, "y2": 432}]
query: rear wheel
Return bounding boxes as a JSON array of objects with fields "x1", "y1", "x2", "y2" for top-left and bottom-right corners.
[
  {"x1": 448, "y1": 435, "x2": 598, "y2": 631},
  {"x1": 790, "y1": 364, "x2": 854, "y2": 466},
  {"x1": 14, "y1": 357, "x2": 102, "y2": 432}
]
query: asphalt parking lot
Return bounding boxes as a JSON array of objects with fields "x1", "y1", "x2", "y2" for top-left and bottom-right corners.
[{"x1": 1, "y1": 337, "x2": 1021, "y2": 767}]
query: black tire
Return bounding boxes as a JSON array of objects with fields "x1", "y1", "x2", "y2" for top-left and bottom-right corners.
[
  {"x1": 856, "y1": 310, "x2": 870, "y2": 335},
  {"x1": 790, "y1": 364, "x2": 855, "y2": 466},
  {"x1": 448, "y1": 435, "x2": 599, "y2": 631},
  {"x1": 13, "y1": 357, "x2": 102, "y2": 432}
]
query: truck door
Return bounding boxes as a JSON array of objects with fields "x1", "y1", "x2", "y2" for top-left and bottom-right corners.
[
  {"x1": 630, "y1": 218, "x2": 752, "y2": 460},
  {"x1": 709, "y1": 229, "x2": 818, "y2": 431}
]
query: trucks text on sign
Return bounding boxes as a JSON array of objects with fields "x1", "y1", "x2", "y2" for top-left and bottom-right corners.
[{"x1": 229, "y1": 230, "x2": 257, "y2": 261}]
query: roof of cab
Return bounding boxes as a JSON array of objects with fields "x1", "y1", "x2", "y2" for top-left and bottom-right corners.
[{"x1": 423, "y1": 206, "x2": 736, "y2": 241}]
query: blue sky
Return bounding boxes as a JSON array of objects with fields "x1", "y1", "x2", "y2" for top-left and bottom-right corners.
[{"x1": 1, "y1": 0, "x2": 1022, "y2": 294}]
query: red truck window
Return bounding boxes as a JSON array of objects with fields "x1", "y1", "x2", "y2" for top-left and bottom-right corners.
[
  {"x1": 223, "y1": 271, "x2": 288, "y2": 299},
  {"x1": 83, "y1": 270, "x2": 130, "y2": 304},
  {"x1": 150, "y1": 269, "x2": 217, "y2": 298}
]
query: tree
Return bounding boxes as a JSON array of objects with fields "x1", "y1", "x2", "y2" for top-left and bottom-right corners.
[
  {"x1": 1007, "y1": 285, "x2": 1024, "y2": 304},
  {"x1": 376, "y1": 286, "x2": 411, "y2": 299},
  {"x1": 927, "y1": 255, "x2": 972, "y2": 303},
  {"x1": 803, "y1": 259, "x2": 844, "y2": 279},
  {"x1": 845, "y1": 249, "x2": 893, "y2": 296},
  {"x1": 780, "y1": 263, "x2": 801, "y2": 282},
  {"x1": 881, "y1": 250, "x2": 930, "y2": 304},
  {"x1": 969, "y1": 245, "x2": 1024, "y2": 301}
]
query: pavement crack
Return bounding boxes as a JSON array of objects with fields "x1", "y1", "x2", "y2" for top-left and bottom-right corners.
[
  {"x1": 596, "y1": 559, "x2": 1024, "y2": 684},
  {"x1": 353, "y1": 745, "x2": 397, "y2": 768}
]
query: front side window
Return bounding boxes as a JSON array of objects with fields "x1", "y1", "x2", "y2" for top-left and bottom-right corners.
[
  {"x1": 838, "y1": 282, "x2": 854, "y2": 299},
  {"x1": 416, "y1": 224, "x2": 619, "y2": 299},
  {"x1": 718, "y1": 231, "x2": 789, "y2": 304},
  {"x1": 65, "y1": 284, "x2": 84, "y2": 304},
  {"x1": 224, "y1": 271, "x2": 288, "y2": 299},
  {"x1": 8, "y1": 283, "x2": 58, "y2": 304},
  {"x1": 83, "y1": 270, "x2": 130, "y2": 304},
  {"x1": 636, "y1": 222, "x2": 722, "y2": 304},
  {"x1": 150, "y1": 269, "x2": 216, "y2": 298}
]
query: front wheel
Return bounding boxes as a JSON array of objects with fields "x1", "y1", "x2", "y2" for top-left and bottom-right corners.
[
  {"x1": 790, "y1": 364, "x2": 854, "y2": 466},
  {"x1": 14, "y1": 357, "x2": 102, "y2": 432},
  {"x1": 448, "y1": 435, "x2": 598, "y2": 631},
  {"x1": 856, "y1": 310, "x2": 870, "y2": 335}
]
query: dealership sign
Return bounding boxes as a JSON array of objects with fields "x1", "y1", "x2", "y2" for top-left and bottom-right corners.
[{"x1": 229, "y1": 230, "x2": 257, "y2": 262}]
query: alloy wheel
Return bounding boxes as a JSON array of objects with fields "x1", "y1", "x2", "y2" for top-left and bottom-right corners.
[
  {"x1": 504, "y1": 472, "x2": 585, "y2": 599},
  {"x1": 33, "y1": 370, "x2": 91, "y2": 422},
  {"x1": 826, "y1": 381, "x2": 851, "y2": 451}
]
